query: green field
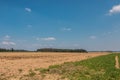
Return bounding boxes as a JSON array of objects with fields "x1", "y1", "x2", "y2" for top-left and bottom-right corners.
[{"x1": 39, "y1": 53, "x2": 120, "y2": 80}]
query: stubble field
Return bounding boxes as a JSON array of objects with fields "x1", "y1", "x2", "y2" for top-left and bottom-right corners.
[{"x1": 0, "y1": 52, "x2": 109, "y2": 80}]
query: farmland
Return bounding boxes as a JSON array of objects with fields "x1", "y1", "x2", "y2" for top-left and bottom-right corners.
[
  {"x1": 41, "y1": 53, "x2": 120, "y2": 80},
  {"x1": 0, "y1": 52, "x2": 110, "y2": 80}
]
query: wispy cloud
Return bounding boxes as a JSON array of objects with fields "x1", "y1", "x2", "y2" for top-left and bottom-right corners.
[
  {"x1": 36, "y1": 37, "x2": 56, "y2": 41},
  {"x1": 62, "y1": 28, "x2": 72, "y2": 31},
  {"x1": 2, "y1": 41, "x2": 16, "y2": 46},
  {"x1": 73, "y1": 44, "x2": 79, "y2": 47},
  {"x1": 90, "y1": 36, "x2": 97, "y2": 39},
  {"x1": 36, "y1": 37, "x2": 40, "y2": 41},
  {"x1": 27, "y1": 24, "x2": 32, "y2": 28},
  {"x1": 32, "y1": 44, "x2": 54, "y2": 47},
  {"x1": 25, "y1": 8, "x2": 32, "y2": 12},
  {"x1": 4, "y1": 35, "x2": 10, "y2": 40},
  {"x1": 1, "y1": 35, "x2": 16, "y2": 46},
  {"x1": 108, "y1": 4, "x2": 120, "y2": 15}
]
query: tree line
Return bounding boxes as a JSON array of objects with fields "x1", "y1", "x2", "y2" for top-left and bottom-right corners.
[
  {"x1": 0, "y1": 48, "x2": 28, "y2": 52},
  {"x1": 37, "y1": 48, "x2": 88, "y2": 53},
  {"x1": 0, "y1": 48, "x2": 88, "y2": 53}
]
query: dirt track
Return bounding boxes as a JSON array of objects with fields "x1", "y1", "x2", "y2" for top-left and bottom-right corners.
[
  {"x1": 0, "y1": 52, "x2": 109, "y2": 80},
  {"x1": 115, "y1": 56, "x2": 119, "y2": 69}
]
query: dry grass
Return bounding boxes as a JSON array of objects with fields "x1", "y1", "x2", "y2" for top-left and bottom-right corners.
[{"x1": 0, "y1": 52, "x2": 109, "y2": 80}]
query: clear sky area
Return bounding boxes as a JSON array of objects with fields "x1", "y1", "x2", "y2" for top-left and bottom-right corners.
[{"x1": 0, "y1": 0, "x2": 120, "y2": 51}]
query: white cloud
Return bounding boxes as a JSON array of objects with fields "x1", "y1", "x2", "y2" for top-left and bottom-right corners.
[
  {"x1": 62, "y1": 28, "x2": 72, "y2": 31},
  {"x1": 90, "y1": 36, "x2": 97, "y2": 39},
  {"x1": 2, "y1": 41, "x2": 16, "y2": 46},
  {"x1": 108, "y1": 4, "x2": 120, "y2": 15},
  {"x1": 5, "y1": 35, "x2": 10, "y2": 38},
  {"x1": 4, "y1": 35, "x2": 10, "y2": 40},
  {"x1": 25, "y1": 8, "x2": 32, "y2": 12},
  {"x1": 36, "y1": 37, "x2": 56, "y2": 41}
]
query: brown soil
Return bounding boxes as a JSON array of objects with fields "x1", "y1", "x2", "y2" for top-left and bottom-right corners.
[
  {"x1": 115, "y1": 56, "x2": 119, "y2": 69},
  {"x1": 0, "y1": 52, "x2": 109, "y2": 80}
]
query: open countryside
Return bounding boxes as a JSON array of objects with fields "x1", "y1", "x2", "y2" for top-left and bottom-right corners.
[
  {"x1": 1, "y1": 0, "x2": 120, "y2": 80},
  {"x1": 0, "y1": 52, "x2": 108, "y2": 80}
]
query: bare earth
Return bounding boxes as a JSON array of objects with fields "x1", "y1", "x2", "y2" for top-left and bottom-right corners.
[
  {"x1": 0, "y1": 52, "x2": 109, "y2": 80},
  {"x1": 115, "y1": 56, "x2": 119, "y2": 69}
]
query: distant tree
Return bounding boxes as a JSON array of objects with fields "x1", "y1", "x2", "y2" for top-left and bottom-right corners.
[
  {"x1": 0, "y1": 48, "x2": 30, "y2": 52},
  {"x1": 11, "y1": 48, "x2": 14, "y2": 52},
  {"x1": 37, "y1": 48, "x2": 88, "y2": 53}
]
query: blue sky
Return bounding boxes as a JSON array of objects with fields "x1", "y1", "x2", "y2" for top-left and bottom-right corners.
[{"x1": 0, "y1": 0, "x2": 120, "y2": 51}]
